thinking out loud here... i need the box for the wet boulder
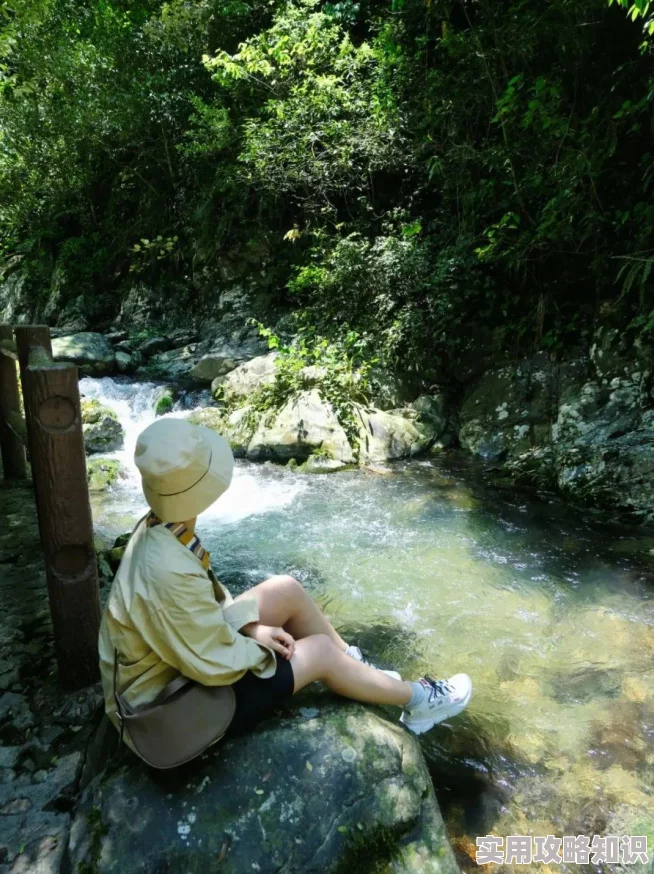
[153,386,176,417]
[87,458,126,492]
[68,700,459,874]
[81,399,125,455]
[137,335,171,358]
[411,395,448,438]
[115,350,141,375]
[51,332,116,376]
[248,390,355,465]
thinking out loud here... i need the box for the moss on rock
[81,399,125,454]
[69,699,459,874]
[86,458,124,492]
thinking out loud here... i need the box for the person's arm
[222,597,260,633]
[241,621,295,660]
[142,571,277,684]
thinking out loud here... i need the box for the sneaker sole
[399,685,472,735]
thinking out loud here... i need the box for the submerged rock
[69,700,459,874]
[52,332,116,376]
[248,390,355,464]
[81,399,125,455]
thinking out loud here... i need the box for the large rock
[248,390,355,464]
[355,406,437,465]
[458,336,654,524]
[458,353,555,461]
[189,331,266,384]
[68,700,459,874]
[188,406,257,458]
[115,350,140,374]
[81,399,125,455]
[87,457,126,492]
[51,332,116,376]
[212,351,278,401]
[146,344,201,380]
[137,335,171,357]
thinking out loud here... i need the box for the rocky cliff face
[458,327,654,525]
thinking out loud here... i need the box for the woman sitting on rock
[99,418,472,750]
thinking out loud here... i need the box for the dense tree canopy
[1,0,653,380]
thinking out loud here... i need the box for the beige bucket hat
[134,418,234,522]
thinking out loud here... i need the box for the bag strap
[113,648,125,746]
[112,512,150,744]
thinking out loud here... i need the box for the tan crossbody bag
[113,652,235,770]
[112,516,236,770]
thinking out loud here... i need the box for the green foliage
[1,0,654,379]
[239,321,375,453]
[203,0,408,217]
[610,0,654,37]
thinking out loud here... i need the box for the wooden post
[15,324,52,377]
[0,326,27,480]
[16,327,101,690]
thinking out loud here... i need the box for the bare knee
[297,633,340,680]
[267,574,304,603]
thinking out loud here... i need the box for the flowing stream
[81,376,654,872]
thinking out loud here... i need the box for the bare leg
[290,634,412,706]
[233,575,348,651]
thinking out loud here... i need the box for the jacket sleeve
[222,597,260,633]
[140,570,276,685]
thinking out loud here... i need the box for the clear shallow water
[83,377,654,872]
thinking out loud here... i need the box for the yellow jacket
[98,516,276,736]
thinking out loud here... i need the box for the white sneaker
[346,644,402,681]
[400,674,472,735]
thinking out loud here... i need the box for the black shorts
[225,654,294,737]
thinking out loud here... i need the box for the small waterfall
[80,376,307,529]
[80,377,171,489]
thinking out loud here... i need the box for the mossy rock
[87,458,125,492]
[301,454,351,473]
[154,387,176,417]
[188,406,258,458]
[81,400,125,455]
[70,698,459,874]
[81,399,118,426]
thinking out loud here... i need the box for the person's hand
[243,624,295,660]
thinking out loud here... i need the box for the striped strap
[146,513,211,570]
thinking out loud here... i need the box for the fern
[615,251,654,303]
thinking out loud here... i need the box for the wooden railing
[0,325,100,690]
